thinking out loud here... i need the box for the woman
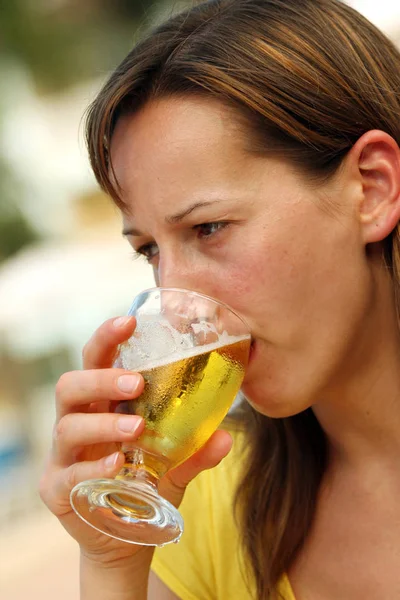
[39,0,400,598]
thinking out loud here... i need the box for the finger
[55,369,145,420]
[82,316,137,370]
[40,451,126,518]
[52,413,145,466]
[159,430,233,507]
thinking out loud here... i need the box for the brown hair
[85,0,400,597]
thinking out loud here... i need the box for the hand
[39,315,233,566]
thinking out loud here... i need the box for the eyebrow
[122,200,219,237]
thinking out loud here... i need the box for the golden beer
[71,289,251,546]
[119,336,250,474]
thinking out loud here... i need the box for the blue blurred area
[0,442,26,475]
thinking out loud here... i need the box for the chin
[242,339,314,418]
[241,379,312,420]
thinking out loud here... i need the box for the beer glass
[70,288,251,546]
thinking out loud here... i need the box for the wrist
[80,547,155,600]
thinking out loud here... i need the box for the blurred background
[0,1,400,598]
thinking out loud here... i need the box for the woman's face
[111,96,373,417]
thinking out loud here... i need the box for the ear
[348,130,400,244]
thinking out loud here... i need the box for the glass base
[70,478,184,547]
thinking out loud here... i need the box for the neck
[313,290,400,475]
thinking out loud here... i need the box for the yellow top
[151,431,296,600]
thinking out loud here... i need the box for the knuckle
[91,372,105,399]
[81,341,91,363]
[38,458,54,505]
[38,472,50,504]
[81,322,109,366]
[164,472,188,495]
[55,372,71,400]
[112,415,125,436]
[95,414,114,440]
[53,415,69,442]
[65,463,79,491]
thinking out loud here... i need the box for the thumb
[159,429,233,508]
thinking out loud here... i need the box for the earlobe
[352,130,400,244]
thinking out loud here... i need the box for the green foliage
[0,0,160,94]
[0,0,168,260]
[0,160,39,261]
[0,210,39,262]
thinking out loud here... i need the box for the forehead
[109,95,319,232]
[109,96,252,199]
[112,96,241,150]
[111,95,244,153]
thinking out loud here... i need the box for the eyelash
[133,221,229,262]
[193,221,229,238]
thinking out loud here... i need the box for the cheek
[214,225,355,350]
[209,251,264,303]
[214,243,300,315]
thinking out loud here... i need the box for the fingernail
[117,374,141,394]
[113,316,132,328]
[105,452,120,468]
[118,416,143,434]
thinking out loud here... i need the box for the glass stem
[116,446,169,488]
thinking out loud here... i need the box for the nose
[155,247,239,328]
[154,251,249,340]
[157,251,200,292]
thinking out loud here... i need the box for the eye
[193,222,229,239]
[134,242,159,263]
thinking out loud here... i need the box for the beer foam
[119,332,250,373]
